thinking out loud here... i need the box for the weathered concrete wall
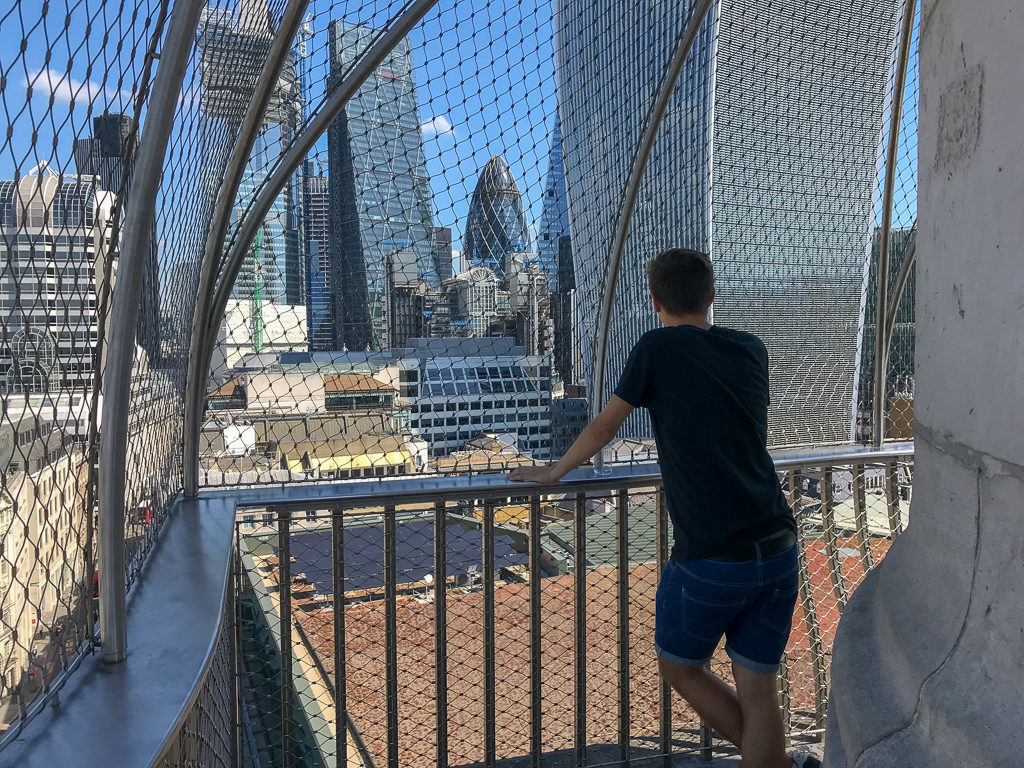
[825,1,1024,765]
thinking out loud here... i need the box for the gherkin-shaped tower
[463,156,530,284]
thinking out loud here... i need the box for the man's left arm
[507,395,634,484]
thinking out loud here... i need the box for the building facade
[216,342,553,462]
[302,161,332,351]
[538,117,571,292]
[431,226,453,284]
[405,338,553,460]
[0,171,116,395]
[73,113,161,365]
[327,20,437,351]
[558,0,900,445]
[463,156,530,284]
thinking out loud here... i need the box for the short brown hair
[647,248,714,315]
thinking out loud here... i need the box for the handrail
[206,442,915,512]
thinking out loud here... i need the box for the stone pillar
[824,2,1024,765]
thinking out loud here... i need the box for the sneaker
[790,753,822,768]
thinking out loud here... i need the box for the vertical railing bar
[332,507,347,768]
[573,492,588,768]
[885,460,904,537]
[852,464,874,571]
[231,522,243,768]
[820,467,848,612]
[778,476,793,745]
[616,488,630,766]
[788,471,827,732]
[699,693,713,762]
[529,495,543,768]
[278,509,294,768]
[385,505,399,768]
[778,653,791,746]
[483,499,496,768]
[655,488,671,767]
[434,500,449,768]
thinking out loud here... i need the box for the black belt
[706,529,797,562]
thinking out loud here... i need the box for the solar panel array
[283,518,529,594]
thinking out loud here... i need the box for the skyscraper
[302,160,332,351]
[327,20,437,351]
[553,235,582,389]
[197,2,304,308]
[538,117,570,292]
[74,113,161,364]
[463,156,530,284]
[0,170,116,394]
[558,0,900,444]
[431,226,453,284]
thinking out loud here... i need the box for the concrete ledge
[2,495,238,768]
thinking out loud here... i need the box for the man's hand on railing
[508,396,635,484]
[507,465,560,484]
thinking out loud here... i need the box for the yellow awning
[285,450,410,473]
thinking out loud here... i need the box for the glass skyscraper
[327,21,437,352]
[463,156,530,284]
[558,0,901,445]
[302,160,332,351]
[538,117,570,292]
[197,4,304,308]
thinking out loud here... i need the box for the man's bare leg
[657,657,744,749]
[731,661,789,768]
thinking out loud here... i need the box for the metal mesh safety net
[0,0,918,760]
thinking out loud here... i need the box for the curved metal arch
[98,0,206,663]
[183,0,443,498]
[882,227,916,369]
[589,0,716,447]
[871,0,918,448]
[182,0,311,496]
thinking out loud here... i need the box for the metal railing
[228,443,912,767]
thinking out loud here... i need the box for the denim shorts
[655,544,799,674]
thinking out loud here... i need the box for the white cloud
[25,68,133,107]
[420,115,455,137]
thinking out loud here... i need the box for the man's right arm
[507,396,634,484]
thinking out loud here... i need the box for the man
[509,248,818,768]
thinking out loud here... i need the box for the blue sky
[298,0,560,260]
[3,0,917,264]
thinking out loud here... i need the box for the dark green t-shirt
[614,324,794,561]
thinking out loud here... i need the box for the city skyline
[0,1,920,396]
